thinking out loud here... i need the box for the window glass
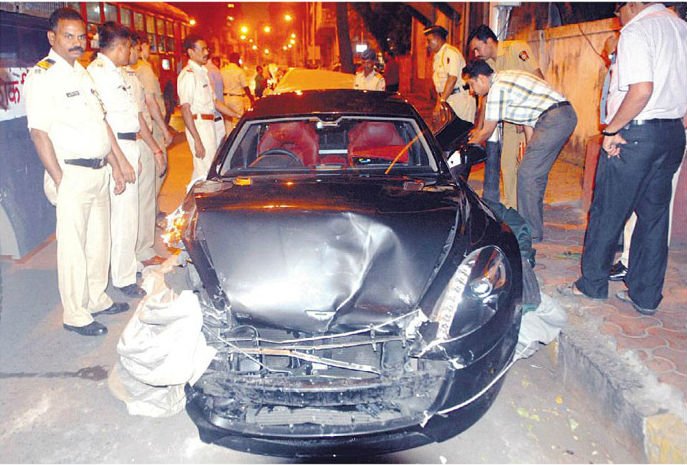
[219,117,436,176]
[67,2,81,14]
[87,23,99,49]
[166,37,175,52]
[146,15,155,33]
[166,21,174,37]
[156,18,165,36]
[134,12,144,31]
[120,7,131,27]
[148,33,157,52]
[103,3,117,22]
[158,35,166,52]
[86,3,101,23]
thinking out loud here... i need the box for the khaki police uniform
[487,40,541,209]
[432,43,475,123]
[24,48,114,327]
[124,66,156,264]
[220,62,248,133]
[88,53,140,289]
[354,70,386,91]
[178,59,217,182]
[134,58,167,201]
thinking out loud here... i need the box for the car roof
[245,90,420,120]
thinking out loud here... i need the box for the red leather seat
[347,122,408,163]
[257,122,319,167]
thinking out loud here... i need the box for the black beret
[423,24,448,39]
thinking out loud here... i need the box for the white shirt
[220,62,247,96]
[432,43,467,94]
[24,48,110,160]
[88,53,139,133]
[178,60,215,115]
[123,66,151,130]
[354,70,386,91]
[608,4,687,121]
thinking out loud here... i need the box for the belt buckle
[93,158,105,169]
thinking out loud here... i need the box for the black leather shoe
[608,261,628,281]
[117,284,147,298]
[63,321,108,336]
[92,302,130,317]
[616,290,656,315]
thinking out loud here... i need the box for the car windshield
[218,116,438,176]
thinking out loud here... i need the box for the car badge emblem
[305,310,335,321]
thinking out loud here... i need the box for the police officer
[178,35,238,184]
[354,49,385,91]
[468,25,544,209]
[88,22,146,298]
[125,32,166,270]
[424,24,476,124]
[133,32,172,224]
[24,7,129,336]
[220,52,253,134]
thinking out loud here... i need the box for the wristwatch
[602,129,619,136]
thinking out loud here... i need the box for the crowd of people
[24,4,686,336]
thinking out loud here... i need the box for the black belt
[625,118,682,128]
[64,158,107,169]
[214,115,222,122]
[539,101,571,119]
[117,132,138,141]
[451,87,462,95]
[224,93,243,97]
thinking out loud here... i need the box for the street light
[290,33,296,39]
[189,18,197,26]
[240,25,249,34]
[240,34,246,41]
[284,13,293,22]
[263,25,271,33]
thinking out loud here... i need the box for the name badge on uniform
[66,91,80,97]
[203,84,209,88]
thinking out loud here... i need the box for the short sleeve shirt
[123,66,151,130]
[432,43,467,94]
[608,4,687,121]
[134,58,166,119]
[485,70,566,126]
[354,70,386,91]
[221,62,247,96]
[177,60,215,115]
[489,40,540,74]
[87,53,139,133]
[24,48,110,160]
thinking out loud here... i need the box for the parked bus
[0,2,190,259]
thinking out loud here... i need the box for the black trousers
[576,119,685,309]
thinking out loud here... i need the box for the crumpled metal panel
[193,177,465,333]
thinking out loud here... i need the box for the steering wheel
[250,148,304,168]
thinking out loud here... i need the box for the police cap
[423,24,448,39]
[360,48,376,61]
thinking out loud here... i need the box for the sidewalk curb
[555,315,687,463]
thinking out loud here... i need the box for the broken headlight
[418,246,510,358]
[162,194,197,249]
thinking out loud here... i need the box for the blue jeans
[483,140,501,204]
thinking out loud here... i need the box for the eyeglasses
[614,2,627,15]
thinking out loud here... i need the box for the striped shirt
[485,70,566,126]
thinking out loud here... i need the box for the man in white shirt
[565,2,687,315]
[424,24,475,124]
[220,52,253,134]
[354,49,385,91]
[88,21,146,299]
[24,8,129,336]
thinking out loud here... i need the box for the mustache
[68,46,84,53]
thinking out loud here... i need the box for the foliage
[350,3,413,56]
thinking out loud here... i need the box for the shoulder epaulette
[36,58,55,70]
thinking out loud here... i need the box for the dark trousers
[576,119,685,309]
[386,83,399,93]
[517,105,577,241]
[483,140,501,204]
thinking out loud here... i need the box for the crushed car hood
[191,176,467,333]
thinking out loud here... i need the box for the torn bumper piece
[185,318,520,458]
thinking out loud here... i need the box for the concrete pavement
[404,91,686,462]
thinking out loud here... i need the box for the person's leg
[625,122,685,309]
[620,214,636,267]
[517,106,577,242]
[483,140,501,204]
[501,122,524,209]
[85,168,114,312]
[135,139,157,262]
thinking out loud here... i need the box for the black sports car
[166,90,523,457]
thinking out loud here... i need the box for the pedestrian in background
[24,8,129,336]
[254,65,267,98]
[564,2,687,315]
[464,60,577,243]
[383,50,399,93]
[468,24,544,209]
[126,32,166,270]
[221,52,254,134]
[354,48,385,91]
[89,21,146,299]
[424,24,475,124]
